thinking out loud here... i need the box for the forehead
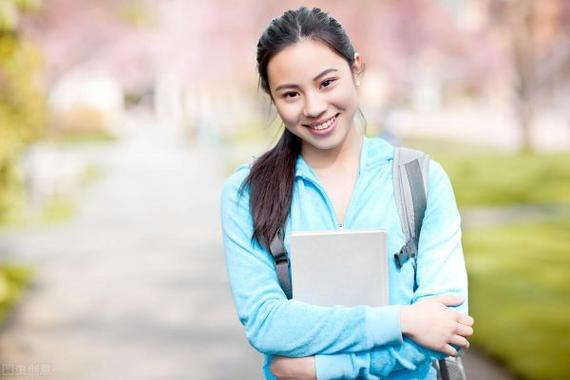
[267,39,349,88]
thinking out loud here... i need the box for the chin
[302,131,347,151]
[308,139,342,151]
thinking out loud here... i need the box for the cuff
[365,305,403,347]
[315,353,353,380]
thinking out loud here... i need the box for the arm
[221,167,403,358]
[315,337,445,379]
[313,161,470,379]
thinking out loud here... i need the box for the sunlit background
[0,0,569,379]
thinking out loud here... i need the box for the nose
[302,91,327,118]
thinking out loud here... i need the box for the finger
[449,334,470,349]
[269,357,286,376]
[456,313,474,325]
[441,344,458,357]
[456,323,474,337]
[431,294,465,307]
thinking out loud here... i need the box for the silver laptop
[290,229,389,307]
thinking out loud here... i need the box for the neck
[301,124,363,173]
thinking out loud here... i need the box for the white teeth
[310,116,335,130]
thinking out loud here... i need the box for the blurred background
[0,0,568,379]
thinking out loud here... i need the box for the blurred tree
[23,0,159,94]
[0,0,45,222]
[489,0,570,152]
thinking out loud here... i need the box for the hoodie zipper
[300,174,359,231]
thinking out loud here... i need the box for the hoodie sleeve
[314,160,469,379]
[315,338,446,379]
[220,167,403,357]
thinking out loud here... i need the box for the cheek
[275,103,302,126]
[330,83,359,111]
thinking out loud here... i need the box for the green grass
[0,264,32,327]
[40,196,76,223]
[464,220,570,380]
[79,164,104,187]
[0,164,104,230]
[50,129,117,146]
[406,139,570,209]
[440,153,570,208]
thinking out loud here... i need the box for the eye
[283,91,299,100]
[321,78,337,88]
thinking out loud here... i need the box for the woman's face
[267,39,362,152]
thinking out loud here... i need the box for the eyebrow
[274,68,338,92]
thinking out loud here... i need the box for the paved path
[0,120,261,379]
[0,119,516,379]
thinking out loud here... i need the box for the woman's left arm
[273,161,470,379]
[271,336,445,380]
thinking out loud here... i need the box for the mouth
[303,113,340,132]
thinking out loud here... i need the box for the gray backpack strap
[435,356,467,380]
[269,228,293,300]
[393,147,467,380]
[392,147,430,270]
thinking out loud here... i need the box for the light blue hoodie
[220,137,468,379]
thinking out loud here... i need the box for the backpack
[268,147,466,380]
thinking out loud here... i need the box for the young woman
[221,7,474,380]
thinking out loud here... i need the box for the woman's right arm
[220,168,403,357]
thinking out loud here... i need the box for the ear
[352,52,363,77]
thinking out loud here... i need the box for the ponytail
[241,129,301,249]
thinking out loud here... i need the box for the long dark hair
[242,7,357,249]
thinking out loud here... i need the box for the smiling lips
[305,113,339,131]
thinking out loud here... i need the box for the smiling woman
[221,6,474,380]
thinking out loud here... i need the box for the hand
[400,295,475,356]
[269,356,316,380]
